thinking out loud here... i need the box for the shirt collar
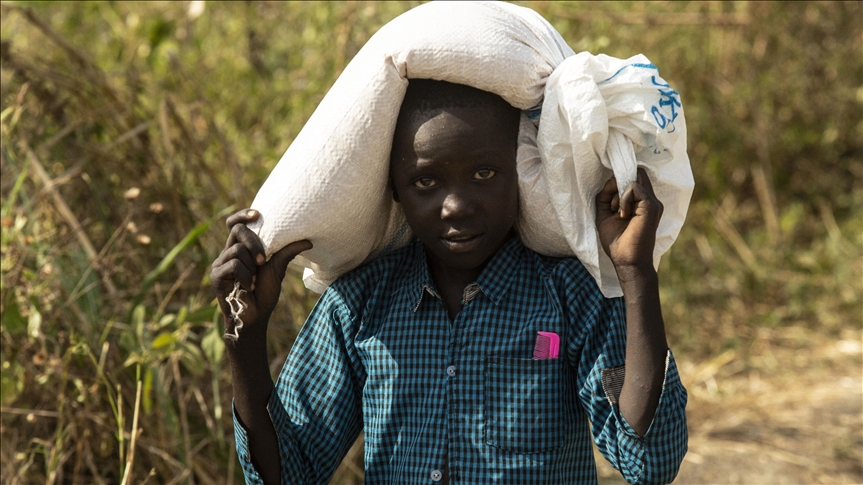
[405,241,440,312]
[406,235,524,312]
[474,235,523,303]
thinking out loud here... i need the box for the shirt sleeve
[567,286,688,485]
[232,287,366,485]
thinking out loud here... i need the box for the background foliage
[0,1,860,483]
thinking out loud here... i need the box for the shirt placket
[443,283,482,483]
[415,284,450,484]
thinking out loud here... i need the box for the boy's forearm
[225,315,281,484]
[616,267,668,437]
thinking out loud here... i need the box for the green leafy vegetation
[1,2,860,483]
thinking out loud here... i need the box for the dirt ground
[596,327,863,485]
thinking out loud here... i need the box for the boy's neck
[426,256,480,321]
[422,230,515,321]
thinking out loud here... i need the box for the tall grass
[0,2,860,483]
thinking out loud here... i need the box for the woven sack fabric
[246,1,694,297]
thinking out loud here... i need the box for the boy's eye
[473,169,496,180]
[414,177,437,188]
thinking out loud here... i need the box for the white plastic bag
[247,1,693,297]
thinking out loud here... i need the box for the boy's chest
[353,284,588,470]
[356,286,569,370]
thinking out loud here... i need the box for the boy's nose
[440,190,475,220]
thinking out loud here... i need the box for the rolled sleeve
[605,350,689,484]
[231,286,365,485]
[232,400,265,485]
[569,288,688,485]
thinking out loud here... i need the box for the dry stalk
[226,444,236,485]
[689,348,737,385]
[36,121,81,152]
[39,162,83,195]
[0,407,60,418]
[171,356,196,485]
[158,98,191,240]
[105,121,151,151]
[117,383,125,475]
[164,97,233,205]
[137,439,185,472]
[714,205,759,273]
[7,6,95,71]
[747,16,781,246]
[120,379,143,485]
[21,141,119,296]
[7,6,137,140]
[752,163,781,245]
[816,198,852,250]
[83,445,108,485]
[191,387,217,442]
[155,263,196,319]
[207,110,244,197]
[165,469,192,485]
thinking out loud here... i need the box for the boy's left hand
[595,168,664,279]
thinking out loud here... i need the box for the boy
[211,80,687,484]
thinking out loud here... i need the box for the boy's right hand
[211,209,312,332]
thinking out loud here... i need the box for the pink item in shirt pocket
[533,331,560,359]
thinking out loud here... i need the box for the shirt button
[446,365,457,377]
[431,469,443,481]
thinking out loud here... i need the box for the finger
[596,176,620,220]
[210,259,255,296]
[611,193,620,214]
[223,223,240,251]
[214,243,256,272]
[595,176,618,204]
[619,184,636,219]
[623,181,663,219]
[226,209,259,230]
[635,168,663,218]
[224,259,255,291]
[636,167,656,195]
[268,240,313,280]
[228,223,267,265]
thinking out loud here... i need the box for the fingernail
[256,254,265,265]
[247,210,256,218]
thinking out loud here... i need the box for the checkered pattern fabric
[233,237,688,484]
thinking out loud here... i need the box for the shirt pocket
[483,356,566,453]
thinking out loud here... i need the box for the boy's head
[390,79,521,276]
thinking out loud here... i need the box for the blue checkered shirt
[234,236,688,484]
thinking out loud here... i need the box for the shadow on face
[389,79,521,275]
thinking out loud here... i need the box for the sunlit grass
[1,2,860,483]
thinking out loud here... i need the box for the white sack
[247,1,694,298]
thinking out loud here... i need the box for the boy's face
[390,106,519,277]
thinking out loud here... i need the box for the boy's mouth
[440,233,482,252]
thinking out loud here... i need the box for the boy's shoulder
[326,241,420,303]
[525,246,592,280]
[523,246,607,301]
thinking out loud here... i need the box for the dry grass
[1,2,861,484]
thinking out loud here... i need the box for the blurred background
[0,1,860,484]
